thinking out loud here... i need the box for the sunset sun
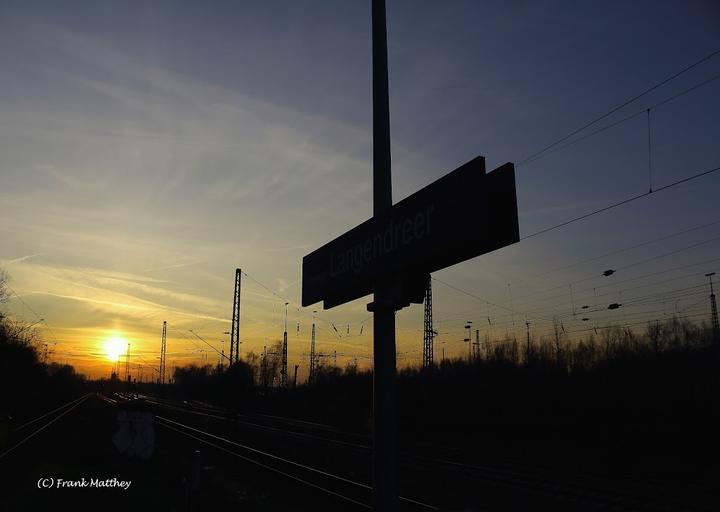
[104,336,127,362]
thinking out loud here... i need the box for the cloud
[144,261,201,272]
[1,253,43,265]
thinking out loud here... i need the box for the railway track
[122,393,716,512]
[0,392,93,461]
[156,414,438,510]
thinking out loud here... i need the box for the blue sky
[1,1,719,377]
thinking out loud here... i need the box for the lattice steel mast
[159,321,167,384]
[125,342,131,382]
[309,310,317,384]
[707,272,719,343]
[422,277,434,369]
[281,302,288,387]
[229,268,242,364]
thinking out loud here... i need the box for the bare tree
[0,267,8,309]
[646,321,660,353]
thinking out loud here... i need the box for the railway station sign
[302,156,519,309]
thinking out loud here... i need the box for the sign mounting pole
[302,4,519,510]
[371,0,398,510]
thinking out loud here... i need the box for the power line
[188,329,229,362]
[471,284,708,335]
[465,229,720,318]
[561,311,710,336]
[519,72,720,167]
[135,354,160,374]
[5,285,61,346]
[594,256,720,291]
[510,232,720,310]
[433,258,719,335]
[516,268,715,320]
[432,276,555,324]
[241,268,355,341]
[616,234,720,272]
[513,218,720,285]
[597,269,716,297]
[521,164,720,241]
[518,49,720,165]
[521,287,712,337]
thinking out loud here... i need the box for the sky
[1,0,719,379]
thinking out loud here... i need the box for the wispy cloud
[1,253,43,265]
[144,261,201,272]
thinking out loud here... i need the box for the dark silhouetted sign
[302,156,519,309]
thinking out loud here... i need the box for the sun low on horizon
[103,336,128,363]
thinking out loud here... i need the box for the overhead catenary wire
[512,218,720,285]
[511,270,716,322]
[303,72,720,361]
[432,276,552,323]
[241,268,370,340]
[508,233,720,310]
[558,311,711,337]
[432,308,708,349]
[438,285,711,338]
[518,48,720,165]
[538,284,709,322]
[521,164,720,241]
[433,263,717,337]
[518,72,720,167]
[434,231,720,329]
[187,328,229,362]
[593,256,720,291]
[4,285,61,347]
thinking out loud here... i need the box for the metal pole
[706,272,719,343]
[125,343,130,382]
[160,321,167,385]
[230,268,242,365]
[465,322,472,360]
[282,302,289,388]
[526,321,531,363]
[373,301,397,510]
[372,1,398,510]
[236,269,242,363]
[422,277,434,370]
[373,0,392,215]
[310,310,317,384]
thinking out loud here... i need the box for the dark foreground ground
[1,341,719,511]
[0,388,717,512]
